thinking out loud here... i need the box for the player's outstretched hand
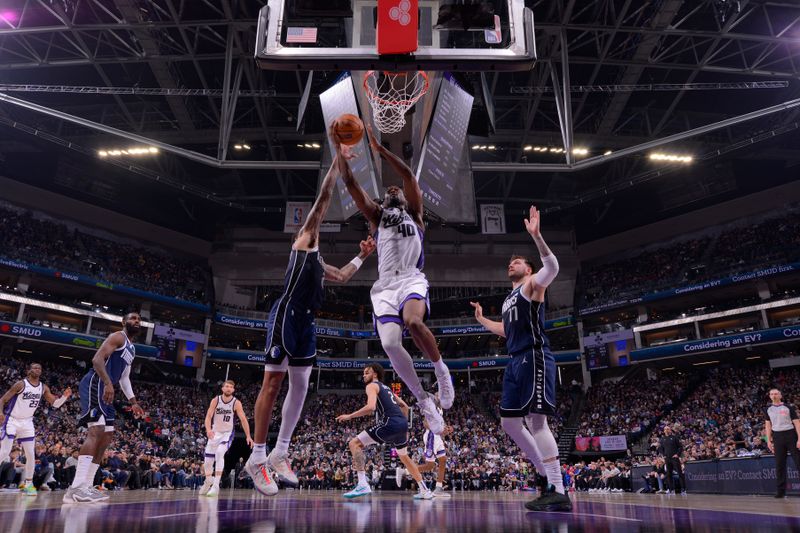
[131,403,145,419]
[336,414,351,423]
[470,301,483,321]
[246,437,254,448]
[524,205,541,237]
[63,387,73,398]
[360,236,376,256]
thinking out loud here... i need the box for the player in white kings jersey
[200,380,252,497]
[0,362,72,495]
[336,125,453,435]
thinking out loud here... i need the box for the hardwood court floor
[0,488,798,532]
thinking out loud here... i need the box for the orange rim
[363,70,430,107]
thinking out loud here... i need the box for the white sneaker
[435,370,454,410]
[414,488,434,500]
[418,395,445,434]
[343,484,372,499]
[432,486,451,498]
[268,450,299,487]
[245,456,278,496]
[199,478,213,496]
[206,484,219,497]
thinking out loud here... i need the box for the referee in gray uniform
[765,388,800,498]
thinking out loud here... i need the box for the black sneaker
[534,473,548,495]
[525,485,573,512]
[774,492,786,499]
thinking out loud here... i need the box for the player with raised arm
[245,135,376,497]
[63,311,145,504]
[337,363,432,500]
[199,380,253,497]
[0,362,72,495]
[336,125,452,435]
[470,206,571,512]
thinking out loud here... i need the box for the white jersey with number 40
[211,396,236,433]
[376,207,424,279]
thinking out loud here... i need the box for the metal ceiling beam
[470,95,800,172]
[112,0,196,131]
[0,91,319,170]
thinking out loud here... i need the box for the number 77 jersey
[502,286,552,357]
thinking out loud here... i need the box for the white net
[364,71,429,134]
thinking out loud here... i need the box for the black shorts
[265,301,316,368]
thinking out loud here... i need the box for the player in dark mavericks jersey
[245,137,376,496]
[337,363,432,499]
[63,311,145,504]
[470,206,571,512]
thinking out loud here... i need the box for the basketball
[332,114,364,145]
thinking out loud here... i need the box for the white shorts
[0,416,35,442]
[204,431,234,455]
[422,429,446,461]
[371,271,430,327]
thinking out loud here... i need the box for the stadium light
[97,146,158,158]
[649,152,693,163]
[572,148,589,156]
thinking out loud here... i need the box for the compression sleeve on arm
[119,365,135,400]
[52,396,68,408]
[533,253,559,288]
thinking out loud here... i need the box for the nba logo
[293,208,303,225]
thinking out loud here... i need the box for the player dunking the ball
[337,363,432,500]
[470,206,571,512]
[336,124,453,434]
[0,362,72,496]
[199,380,253,497]
[64,311,145,504]
[245,131,376,496]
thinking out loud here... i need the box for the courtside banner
[631,325,800,361]
[214,312,574,336]
[684,456,800,495]
[0,320,158,358]
[0,257,210,312]
[579,261,800,316]
[205,349,581,367]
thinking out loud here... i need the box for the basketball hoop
[364,71,429,134]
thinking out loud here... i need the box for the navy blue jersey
[279,249,325,312]
[501,286,551,356]
[85,332,135,385]
[373,381,404,424]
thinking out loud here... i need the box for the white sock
[71,455,93,489]
[357,471,367,486]
[525,414,563,494]
[275,366,311,456]
[436,482,443,489]
[21,440,35,482]
[377,322,425,401]
[418,479,428,491]
[251,443,267,464]
[87,463,100,488]
[213,475,220,486]
[433,358,448,375]
[543,460,564,494]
